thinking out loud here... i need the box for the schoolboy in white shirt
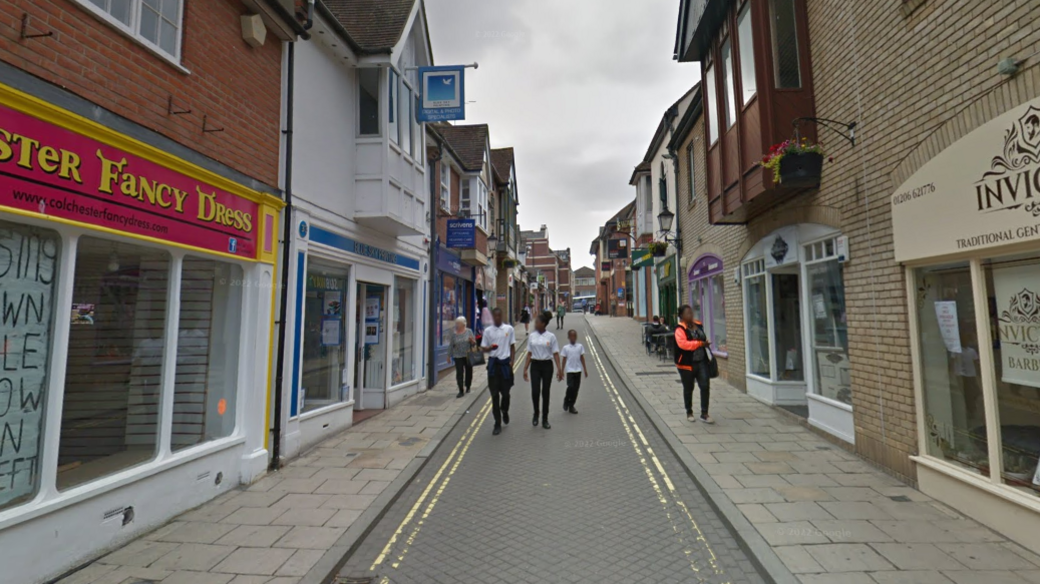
[560,330,588,414]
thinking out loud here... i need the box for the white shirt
[528,330,560,361]
[481,324,516,360]
[561,343,585,373]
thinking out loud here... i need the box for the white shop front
[893,97,1040,554]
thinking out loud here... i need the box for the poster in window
[365,323,380,344]
[933,301,962,354]
[321,318,342,346]
[993,264,1040,388]
[323,291,342,316]
[0,227,58,508]
[71,303,95,325]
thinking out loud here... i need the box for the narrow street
[338,316,766,584]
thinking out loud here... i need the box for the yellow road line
[370,350,527,573]
[586,336,727,582]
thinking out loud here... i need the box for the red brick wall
[0,0,283,187]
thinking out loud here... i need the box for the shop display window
[744,260,770,377]
[0,221,61,510]
[171,257,242,450]
[59,237,171,490]
[807,252,850,405]
[915,262,989,478]
[689,258,728,356]
[393,276,416,385]
[301,268,349,413]
[983,252,1040,496]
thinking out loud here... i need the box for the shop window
[59,237,171,491]
[689,266,728,355]
[171,258,242,451]
[983,252,1040,495]
[772,273,803,381]
[0,221,60,510]
[736,2,757,105]
[744,259,769,377]
[301,268,349,413]
[393,277,416,385]
[770,0,802,88]
[915,263,988,478]
[359,68,381,136]
[807,253,850,405]
[440,274,457,348]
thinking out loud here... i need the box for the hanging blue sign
[418,65,465,122]
[446,218,476,248]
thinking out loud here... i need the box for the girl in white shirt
[523,312,562,429]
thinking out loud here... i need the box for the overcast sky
[426,0,699,271]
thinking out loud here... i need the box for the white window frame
[461,177,472,218]
[72,0,186,69]
[440,163,450,212]
[687,143,697,205]
[742,258,772,380]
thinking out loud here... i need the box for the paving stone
[823,487,886,502]
[326,509,364,528]
[872,543,967,571]
[319,494,379,509]
[736,474,792,488]
[747,462,796,474]
[777,486,833,502]
[220,507,284,526]
[764,502,835,522]
[774,545,824,573]
[819,502,894,520]
[737,503,779,524]
[353,469,400,482]
[215,525,292,547]
[177,504,243,523]
[712,475,743,489]
[310,468,362,480]
[267,478,327,494]
[271,508,336,527]
[809,519,893,543]
[806,543,894,572]
[942,571,1035,584]
[360,480,391,495]
[90,566,173,583]
[269,494,332,509]
[936,544,1038,571]
[151,544,236,572]
[160,571,236,584]
[274,526,346,549]
[153,522,238,544]
[755,451,802,462]
[798,574,876,584]
[225,492,286,508]
[756,521,832,545]
[784,474,842,487]
[212,548,295,576]
[870,571,956,583]
[275,549,325,577]
[53,563,118,584]
[99,540,180,567]
[314,479,368,495]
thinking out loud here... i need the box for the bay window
[359,68,381,136]
[704,62,719,144]
[440,164,450,212]
[771,0,802,88]
[399,81,413,155]
[721,38,737,128]
[389,70,399,144]
[737,2,757,104]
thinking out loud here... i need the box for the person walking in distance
[560,330,588,414]
[674,304,714,424]
[520,304,531,333]
[523,313,562,429]
[447,316,475,398]
[481,308,516,436]
[556,303,566,330]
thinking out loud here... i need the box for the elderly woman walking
[447,316,476,398]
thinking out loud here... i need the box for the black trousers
[564,372,582,407]
[530,360,554,419]
[556,314,564,329]
[488,373,512,426]
[453,357,473,391]
[679,365,710,416]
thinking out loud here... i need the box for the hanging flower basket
[501,259,518,268]
[648,242,669,257]
[762,138,825,187]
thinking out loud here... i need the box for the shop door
[771,271,804,382]
[355,283,388,409]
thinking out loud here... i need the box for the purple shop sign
[688,254,724,280]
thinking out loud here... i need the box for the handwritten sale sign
[0,103,259,259]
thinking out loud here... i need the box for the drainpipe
[271,14,313,471]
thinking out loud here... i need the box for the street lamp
[657,209,675,233]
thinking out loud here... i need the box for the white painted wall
[292,30,358,220]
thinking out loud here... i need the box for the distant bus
[572,296,595,312]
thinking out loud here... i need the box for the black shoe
[568,406,578,414]
[493,425,502,435]
[532,413,539,426]
[456,391,464,398]
[466,388,471,394]
[542,420,551,429]
[563,402,568,411]
[503,411,509,425]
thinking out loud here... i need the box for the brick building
[522,225,562,313]
[0,0,300,580]
[675,0,1040,550]
[590,201,636,317]
[573,266,597,308]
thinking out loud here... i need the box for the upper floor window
[80,0,182,59]
[359,69,380,136]
[721,38,737,129]
[736,2,757,105]
[687,144,697,204]
[461,178,471,217]
[440,164,450,212]
[398,81,413,155]
[388,70,399,144]
[704,62,719,144]
[771,0,802,88]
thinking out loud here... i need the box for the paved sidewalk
[586,315,1040,584]
[56,327,529,584]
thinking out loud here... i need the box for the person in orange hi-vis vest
[674,304,714,424]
